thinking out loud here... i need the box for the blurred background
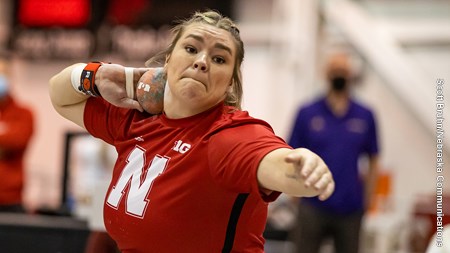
[0,0,449,252]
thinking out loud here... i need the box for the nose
[193,54,208,72]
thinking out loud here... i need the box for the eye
[213,56,226,64]
[185,46,197,54]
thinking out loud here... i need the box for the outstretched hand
[285,148,335,201]
[95,64,149,112]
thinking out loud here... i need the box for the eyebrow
[185,34,233,56]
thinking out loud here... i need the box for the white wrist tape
[125,67,135,99]
[71,64,87,95]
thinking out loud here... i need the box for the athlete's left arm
[256,148,335,200]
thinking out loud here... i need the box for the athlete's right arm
[49,63,148,129]
[49,63,89,129]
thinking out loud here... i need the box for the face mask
[0,75,9,98]
[331,76,347,92]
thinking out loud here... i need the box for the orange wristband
[79,62,103,97]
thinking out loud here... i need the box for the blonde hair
[146,10,244,109]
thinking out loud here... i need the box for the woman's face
[164,23,236,117]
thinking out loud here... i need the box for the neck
[326,91,350,117]
[163,96,193,119]
[162,82,226,119]
[162,89,209,119]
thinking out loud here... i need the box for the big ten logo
[172,140,191,154]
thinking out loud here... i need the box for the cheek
[165,62,180,85]
[213,70,233,90]
[166,51,186,73]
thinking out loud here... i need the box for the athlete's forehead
[179,23,236,56]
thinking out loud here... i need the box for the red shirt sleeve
[83,97,128,145]
[208,123,291,202]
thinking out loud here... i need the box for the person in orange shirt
[0,57,34,212]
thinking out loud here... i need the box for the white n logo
[106,146,168,217]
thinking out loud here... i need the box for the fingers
[304,163,327,188]
[136,68,151,77]
[305,166,334,201]
[95,65,153,113]
[318,179,335,201]
[313,171,332,190]
[285,151,320,183]
[286,149,335,201]
[119,98,144,112]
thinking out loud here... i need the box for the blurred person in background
[0,56,34,213]
[288,52,380,253]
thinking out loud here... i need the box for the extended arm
[257,148,335,200]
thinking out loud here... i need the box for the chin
[177,82,206,98]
